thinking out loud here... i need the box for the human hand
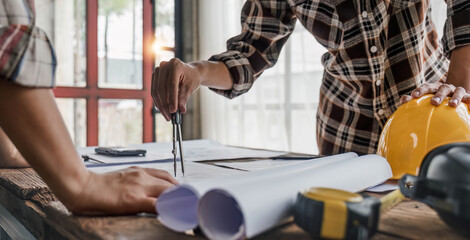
[68,167,178,215]
[152,58,202,121]
[400,82,470,108]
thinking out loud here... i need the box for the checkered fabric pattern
[0,0,57,88]
[210,0,470,155]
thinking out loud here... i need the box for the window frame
[53,0,157,146]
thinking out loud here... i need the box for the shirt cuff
[442,9,470,58]
[208,50,255,99]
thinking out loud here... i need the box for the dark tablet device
[95,147,147,157]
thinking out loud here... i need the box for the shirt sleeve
[0,1,57,88]
[209,0,296,99]
[441,0,470,58]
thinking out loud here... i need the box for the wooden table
[0,166,468,240]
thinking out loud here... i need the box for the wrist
[191,60,233,90]
[187,61,206,87]
[66,170,94,213]
[52,162,91,210]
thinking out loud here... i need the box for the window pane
[155,0,175,48]
[290,109,317,154]
[98,0,143,89]
[36,0,87,87]
[290,71,323,104]
[55,98,87,147]
[155,113,172,142]
[99,99,142,146]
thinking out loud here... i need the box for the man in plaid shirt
[153,0,470,155]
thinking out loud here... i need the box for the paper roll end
[156,185,200,232]
[198,189,246,240]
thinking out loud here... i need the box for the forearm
[446,45,470,90]
[0,127,29,168]
[0,81,89,207]
[191,60,234,90]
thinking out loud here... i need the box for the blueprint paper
[155,152,359,233]
[197,154,392,239]
[135,139,286,162]
[87,161,241,183]
[214,159,308,171]
[78,139,285,165]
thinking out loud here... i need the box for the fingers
[431,84,455,106]
[410,82,465,107]
[141,167,179,185]
[449,87,467,107]
[150,58,200,119]
[152,68,169,121]
[146,178,174,197]
[136,197,157,214]
[70,168,175,215]
[157,61,171,120]
[126,166,176,196]
[178,84,191,113]
[463,95,470,110]
[411,83,440,99]
[399,95,412,105]
[167,59,182,114]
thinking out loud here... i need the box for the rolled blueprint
[198,155,392,239]
[156,152,358,232]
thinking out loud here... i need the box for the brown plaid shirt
[210,0,470,155]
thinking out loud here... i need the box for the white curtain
[198,0,448,154]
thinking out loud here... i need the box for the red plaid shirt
[0,0,57,88]
[210,0,470,155]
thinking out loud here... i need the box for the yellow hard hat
[377,94,470,179]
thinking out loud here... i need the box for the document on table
[78,139,285,165]
[87,161,241,183]
[213,159,308,171]
[133,139,286,162]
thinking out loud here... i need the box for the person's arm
[0,127,29,168]
[400,0,470,107]
[152,59,234,120]
[0,81,177,214]
[400,45,470,107]
[440,45,470,106]
[152,0,297,120]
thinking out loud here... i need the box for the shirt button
[370,46,378,53]
[362,11,368,18]
[375,80,382,86]
[378,109,385,115]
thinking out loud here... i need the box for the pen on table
[81,154,107,164]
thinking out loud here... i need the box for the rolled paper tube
[156,152,359,232]
[198,154,392,239]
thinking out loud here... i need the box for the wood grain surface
[1,167,469,240]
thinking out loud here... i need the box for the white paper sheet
[197,155,392,239]
[214,159,307,171]
[78,139,285,164]
[155,152,359,232]
[135,139,286,162]
[87,161,241,183]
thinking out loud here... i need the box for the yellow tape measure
[294,187,404,239]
